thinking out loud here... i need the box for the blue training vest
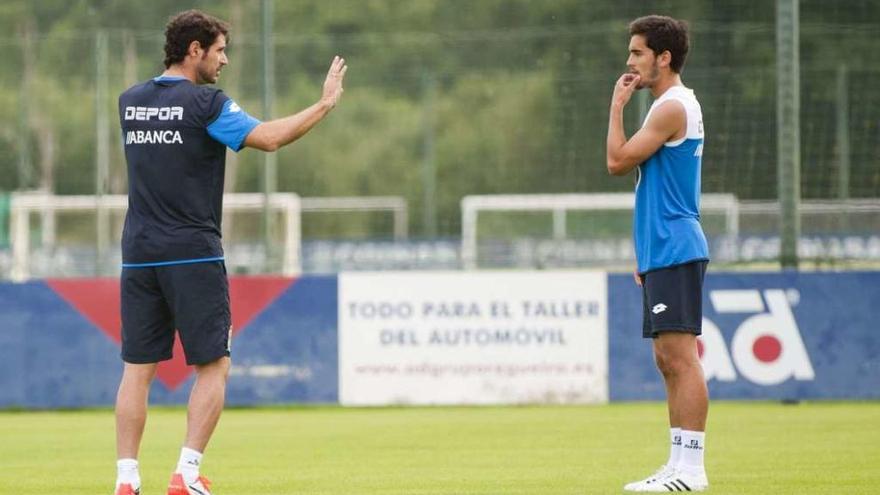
[633,86,709,274]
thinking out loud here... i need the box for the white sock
[116,458,140,489]
[667,427,682,469]
[177,447,203,484]
[678,430,706,474]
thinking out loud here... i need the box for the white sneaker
[623,464,674,491]
[636,468,708,492]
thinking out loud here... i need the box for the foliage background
[0,0,877,237]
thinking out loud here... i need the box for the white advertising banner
[339,271,608,405]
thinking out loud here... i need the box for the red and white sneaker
[115,483,140,495]
[167,473,213,495]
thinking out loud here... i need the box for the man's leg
[184,356,231,452]
[653,333,707,432]
[116,362,158,459]
[625,275,688,492]
[654,346,683,477]
[655,346,681,423]
[167,356,230,494]
[115,362,158,493]
[651,332,709,491]
[627,262,709,491]
[163,262,232,494]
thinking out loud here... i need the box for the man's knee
[654,333,700,377]
[195,356,231,380]
[653,348,669,375]
[657,355,699,379]
[122,362,159,384]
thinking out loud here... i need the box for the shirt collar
[153,75,189,82]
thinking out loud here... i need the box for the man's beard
[638,63,659,89]
[197,52,219,84]
[197,66,218,84]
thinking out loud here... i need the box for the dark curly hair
[629,15,690,73]
[164,10,229,69]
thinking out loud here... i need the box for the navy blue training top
[118,76,260,267]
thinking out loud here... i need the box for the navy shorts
[640,260,708,339]
[120,261,231,365]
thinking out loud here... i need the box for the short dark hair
[164,10,229,69]
[629,15,690,73]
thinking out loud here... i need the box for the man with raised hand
[114,9,347,495]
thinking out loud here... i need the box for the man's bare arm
[245,56,347,152]
[606,75,686,176]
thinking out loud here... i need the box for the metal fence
[0,0,877,275]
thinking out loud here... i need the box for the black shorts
[641,260,708,339]
[121,261,231,365]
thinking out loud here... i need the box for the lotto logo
[698,289,815,386]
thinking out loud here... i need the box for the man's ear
[187,40,203,58]
[658,50,672,69]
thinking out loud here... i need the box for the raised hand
[321,56,348,109]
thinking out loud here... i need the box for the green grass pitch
[1,402,877,494]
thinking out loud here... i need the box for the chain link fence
[0,0,877,275]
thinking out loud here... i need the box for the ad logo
[699,289,815,386]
